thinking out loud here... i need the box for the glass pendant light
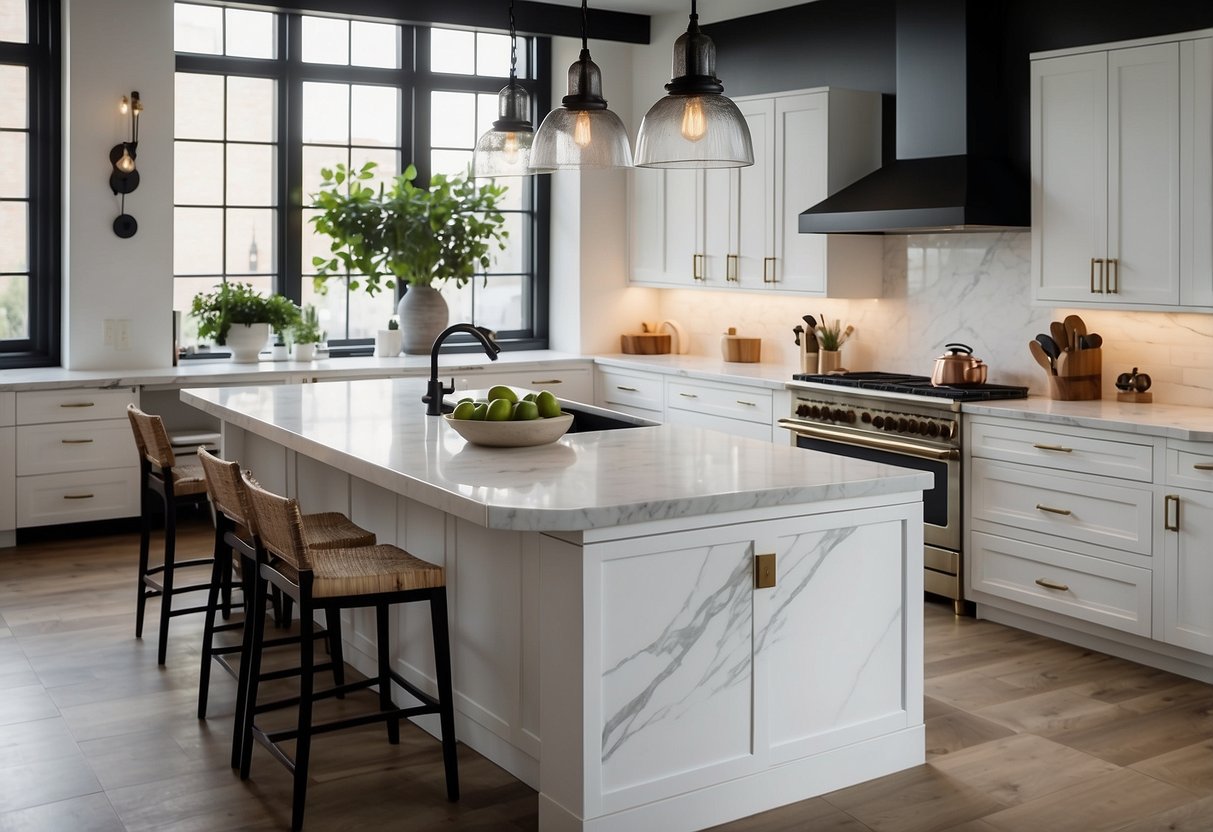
[529,0,632,172]
[473,0,534,177]
[634,0,753,168]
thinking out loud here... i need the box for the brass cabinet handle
[736,400,757,407]
[59,402,96,408]
[1165,494,1180,532]
[615,385,638,392]
[1090,257,1105,294]
[1035,503,1073,516]
[1033,443,1073,453]
[60,438,95,445]
[678,392,698,398]
[763,256,776,284]
[63,493,95,500]
[529,379,562,385]
[692,254,705,281]
[1107,258,1119,294]
[726,254,739,283]
[1035,577,1070,592]
[1193,463,1213,471]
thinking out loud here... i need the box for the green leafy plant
[292,304,325,345]
[189,281,301,346]
[387,317,399,331]
[308,162,509,295]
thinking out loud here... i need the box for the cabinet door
[1162,488,1213,654]
[1107,42,1180,305]
[702,167,733,285]
[664,169,703,284]
[0,427,13,534]
[1032,52,1108,303]
[1181,38,1213,307]
[629,168,667,285]
[736,98,775,289]
[773,93,828,293]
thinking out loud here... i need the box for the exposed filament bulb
[573,111,592,148]
[681,97,707,142]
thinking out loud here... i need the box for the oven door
[780,421,959,552]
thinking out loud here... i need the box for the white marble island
[182,377,931,832]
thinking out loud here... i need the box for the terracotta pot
[224,323,270,363]
[397,285,449,355]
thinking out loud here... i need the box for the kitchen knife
[1050,321,1070,352]
[1028,340,1055,375]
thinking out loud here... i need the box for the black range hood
[800,0,1028,234]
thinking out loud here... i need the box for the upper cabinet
[629,87,883,297]
[1032,33,1213,310]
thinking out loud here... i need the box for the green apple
[471,403,488,420]
[535,390,562,419]
[486,385,518,404]
[451,401,477,420]
[486,398,513,421]
[512,400,540,421]
[522,392,538,402]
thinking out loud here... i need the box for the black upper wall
[706,0,1213,175]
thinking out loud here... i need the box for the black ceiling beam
[215,1,651,44]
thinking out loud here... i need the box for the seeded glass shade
[530,49,633,171]
[473,83,535,177]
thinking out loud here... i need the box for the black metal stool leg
[231,555,259,770]
[375,604,399,745]
[239,570,269,780]
[197,524,228,719]
[156,487,176,666]
[327,609,345,698]
[291,595,316,832]
[134,479,152,640]
[430,589,459,801]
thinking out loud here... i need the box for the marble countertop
[594,354,800,390]
[182,377,931,532]
[963,397,1213,441]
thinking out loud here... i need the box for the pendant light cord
[508,0,517,83]
[581,0,588,51]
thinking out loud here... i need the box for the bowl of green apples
[443,386,573,447]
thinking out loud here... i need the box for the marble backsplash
[656,232,1213,408]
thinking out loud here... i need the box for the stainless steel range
[780,372,1028,615]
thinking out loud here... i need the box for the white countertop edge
[963,398,1213,442]
[593,354,799,390]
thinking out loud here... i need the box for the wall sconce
[110,91,142,238]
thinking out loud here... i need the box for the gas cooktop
[791,372,1029,402]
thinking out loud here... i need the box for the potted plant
[291,304,325,362]
[375,317,402,358]
[190,281,301,363]
[309,162,508,354]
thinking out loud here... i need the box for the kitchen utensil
[1050,321,1070,352]
[1028,340,1054,374]
[1080,332,1102,349]
[1035,333,1060,362]
[837,324,855,346]
[793,324,804,346]
[803,315,817,330]
[931,343,989,386]
[1063,315,1087,350]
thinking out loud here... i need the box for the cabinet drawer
[969,420,1153,482]
[971,531,1151,637]
[0,392,13,426]
[665,378,773,425]
[16,420,136,476]
[458,366,593,404]
[597,370,663,416]
[970,459,1153,556]
[664,407,773,441]
[17,467,139,528]
[16,387,139,425]
[1166,441,1213,492]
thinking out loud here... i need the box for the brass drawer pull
[763,256,776,284]
[1165,494,1180,532]
[60,438,95,445]
[1035,577,1070,592]
[1107,257,1120,294]
[615,385,638,392]
[736,400,757,407]
[1033,443,1073,453]
[529,379,562,385]
[63,493,95,500]
[1090,257,1105,293]
[726,254,738,282]
[692,253,705,281]
[59,402,95,408]
[1194,463,1213,471]
[678,392,698,399]
[1035,503,1072,516]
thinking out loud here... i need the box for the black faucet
[424,323,501,415]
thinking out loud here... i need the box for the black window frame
[174,5,551,353]
[0,0,61,369]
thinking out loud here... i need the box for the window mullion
[282,13,302,303]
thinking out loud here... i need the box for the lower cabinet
[1161,439,1213,653]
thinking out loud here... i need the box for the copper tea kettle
[931,343,988,386]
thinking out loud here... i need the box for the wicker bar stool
[194,449,376,770]
[127,404,213,666]
[238,472,458,831]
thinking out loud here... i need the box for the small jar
[818,349,843,374]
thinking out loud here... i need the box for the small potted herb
[291,304,325,362]
[374,316,402,358]
[189,281,301,363]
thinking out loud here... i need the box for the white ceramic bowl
[443,413,573,447]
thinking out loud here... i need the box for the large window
[0,0,58,367]
[174,3,548,351]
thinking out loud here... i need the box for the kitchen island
[182,377,930,832]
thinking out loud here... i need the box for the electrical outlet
[116,319,131,350]
[103,319,114,347]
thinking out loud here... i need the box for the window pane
[301,208,335,272]
[476,33,511,77]
[0,201,26,272]
[175,3,222,55]
[225,9,275,59]
[0,0,26,44]
[351,21,399,69]
[226,143,275,206]
[476,92,498,139]
[350,148,400,184]
[174,141,224,205]
[477,275,526,332]
[174,276,220,318]
[431,29,474,75]
[175,73,224,140]
[431,149,472,179]
[490,178,524,211]
[303,82,349,144]
[226,76,275,143]
[431,91,475,148]
[302,146,349,204]
[226,209,275,274]
[0,132,26,198]
[491,213,526,273]
[302,16,349,65]
[174,207,223,275]
[0,66,27,129]
[347,286,396,339]
[436,282,473,325]
[0,274,28,339]
[350,85,399,147]
[300,278,347,342]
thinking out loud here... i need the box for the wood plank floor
[2,516,1212,831]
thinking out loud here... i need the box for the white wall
[62,0,175,370]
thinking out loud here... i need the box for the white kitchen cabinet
[454,364,593,404]
[1032,36,1208,309]
[664,376,775,442]
[595,366,665,420]
[1161,441,1213,653]
[629,87,883,298]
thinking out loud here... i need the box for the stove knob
[810,406,821,418]
[904,420,919,434]
[834,409,848,422]
[845,410,857,424]
[860,412,872,424]
[926,421,940,437]
[872,416,884,429]
[898,418,908,432]
[947,421,958,439]
[796,404,810,418]
[885,420,898,432]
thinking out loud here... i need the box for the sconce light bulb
[573,111,593,148]
[119,96,129,115]
[116,147,136,174]
[503,132,519,163]
[132,100,143,116]
[680,97,707,143]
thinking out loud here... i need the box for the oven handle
[778,420,960,461]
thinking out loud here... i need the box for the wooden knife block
[1047,347,1101,400]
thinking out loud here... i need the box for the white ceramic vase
[397,285,449,355]
[374,329,402,357]
[224,322,270,363]
[293,342,317,362]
